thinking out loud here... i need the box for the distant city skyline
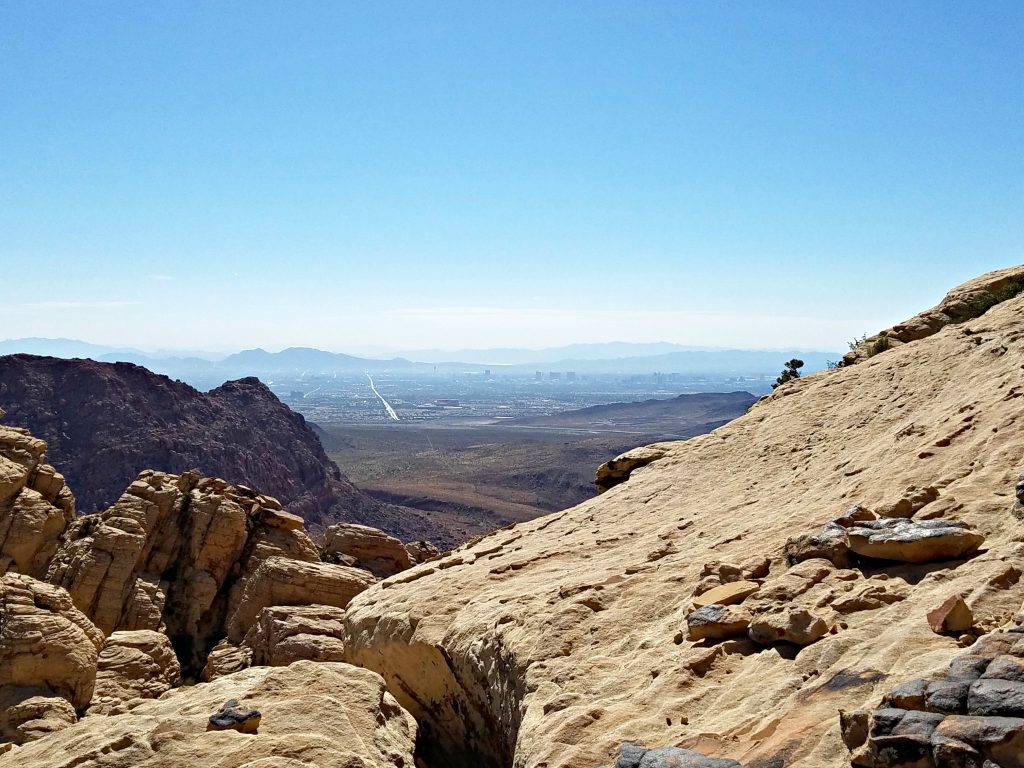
[2,3,1021,350]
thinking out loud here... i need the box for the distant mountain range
[0,337,842,383]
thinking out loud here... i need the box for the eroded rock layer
[0,573,103,743]
[0,415,74,579]
[45,470,321,673]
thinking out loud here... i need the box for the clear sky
[1,2,1021,352]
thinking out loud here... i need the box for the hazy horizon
[2,4,1021,351]
[0,335,843,359]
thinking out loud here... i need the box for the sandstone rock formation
[686,604,752,642]
[595,445,668,494]
[0,415,74,579]
[241,603,348,666]
[748,606,829,646]
[842,264,1024,365]
[44,469,321,674]
[926,595,974,635]
[3,266,1024,768]
[322,522,415,577]
[0,696,77,747]
[335,267,1024,767]
[845,518,985,563]
[225,556,375,643]
[842,620,1024,767]
[202,640,253,682]
[0,573,103,743]
[207,698,261,734]
[691,580,759,608]
[0,356,440,540]
[788,509,986,567]
[610,741,742,767]
[89,630,181,715]
[6,661,418,768]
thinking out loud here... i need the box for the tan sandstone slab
[692,580,760,608]
[5,661,417,768]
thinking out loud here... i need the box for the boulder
[201,640,252,682]
[935,715,1024,768]
[784,523,853,568]
[845,518,984,563]
[686,604,751,642]
[748,607,828,646]
[785,507,877,568]
[981,654,1024,682]
[968,679,1024,717]
[613,741,742,767]
[0,573,103,743]
[844,619,1024,767]
[207,698,261,734]
[8,661,418,768]
[405,539,441,565]
[924,681,969,714]
[322,522,413,578]
[0,695,77,745]
[90,630,181,715]
[225,556,375,643]
[241,603,348,666]
[927,595,974,634]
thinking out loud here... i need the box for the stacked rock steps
[842,610,1024,767]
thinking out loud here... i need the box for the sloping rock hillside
[0,355,440,541]
[333,265,1024,766]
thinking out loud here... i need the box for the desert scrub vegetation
[870,334,892,356]
[773,358,804,389]
[961,275,1024,318]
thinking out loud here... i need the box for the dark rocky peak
[0,355,375,533]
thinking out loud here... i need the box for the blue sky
[1,2,1021,351]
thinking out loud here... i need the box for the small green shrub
[773,358,804,389]
[78,514,100,537]
[870,335,892,356]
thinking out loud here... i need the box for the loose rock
[927,595,974,634]
[686,604,752,642]
[748,607,828,646]
[845,518,984,563]
[321,522,414,578]
[207,698,261,734]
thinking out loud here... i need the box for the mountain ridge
[0,354,442,541]
[0,338,841,382]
